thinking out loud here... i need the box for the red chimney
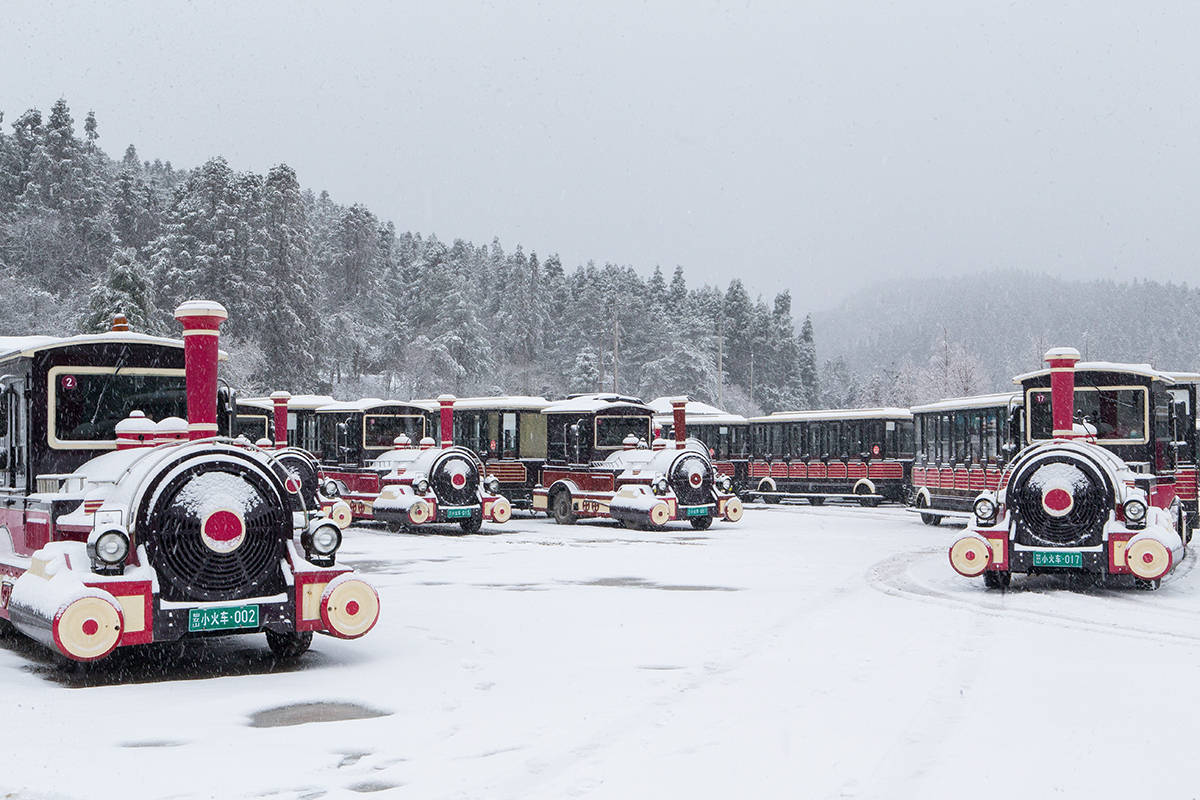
[174,300,228,440]
[1044,347,1081,438]
[111,313,130,332]
[270,391,291,449]
[437,394,456,448]
[671,397,688,446]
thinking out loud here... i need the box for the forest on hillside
[3,100,1195,415]
[0,100,825,414]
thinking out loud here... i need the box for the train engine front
[1,301,379,662]
[950,348,1188,590]
[371,395,512,533]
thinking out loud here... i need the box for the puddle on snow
[348,781,404,793]
[248,701,391,728]
[570,576,740,592]
[121,739,187,748]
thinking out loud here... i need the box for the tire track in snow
[868,547,1200,647]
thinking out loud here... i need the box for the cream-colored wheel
[54,595,123,661]
[649,502,670,528]
[408,499,431,525]
[1127,538,1172,581]
[491,497,512,524]
[949,537,991,577]
[321,578,380,639]
[328,500,353,529]
[724,496,744,522]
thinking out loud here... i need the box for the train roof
[235,398,274,412]
[316,398,435,413]
[749,407,912,424]
[417,395,551,411]
[648,397,747,426]
[1012,361,1198,384]
[542,393,653,414]
[910,392,1020,414]
[0,331,228,362]
[239,394,336,411]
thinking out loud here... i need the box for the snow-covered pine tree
[81,247,157,333]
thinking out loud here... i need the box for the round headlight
[486,475,501,494]
[95,530,129,564]
[311,524,341,555]
[322,479,340,498]
[654,477,669,494]
[1124,499,1147,523]
[974,497,997,522]
[415,478,430,495]
[719,475,733,493]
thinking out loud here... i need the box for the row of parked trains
[0,300,1194,664]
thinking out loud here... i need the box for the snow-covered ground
[5,504,1200,800]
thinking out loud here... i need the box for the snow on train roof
[316,398,434,413]
[910,392,1020,414]
[542,393,653,414]
[411,395,550,411]
[0,331,221,362]
[749,407,912,423]
[235,398,274,412]
[648,397,747,426]
[1012,361,1197,384]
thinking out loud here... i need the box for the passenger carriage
[233,397,273,442]
[448,396,550,508]
[531,395,743,529]
[909,393,1022,525]
[745,408,915,506]
[950,349,1199,590]
[0,303,378,662]
[649,397,749,491]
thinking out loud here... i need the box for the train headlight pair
[1123,498,1147,529]
[87,527,130,575]
[302,520,342,566]
[973,496,999,526]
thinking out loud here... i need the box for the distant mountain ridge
[812,271,1200,397]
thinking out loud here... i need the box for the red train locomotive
[531,395,743,529]
[950,348,1198,589]
[0,302,379,662]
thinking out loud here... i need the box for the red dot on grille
[204,510,243,542]
[1044,488,1072,512]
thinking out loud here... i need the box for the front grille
[431,452,480,506]
[273,449,320,513]
[671,453,713,506]
[1010,454,1111,548]
[141,458,287,602]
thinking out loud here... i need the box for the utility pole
[749,351,755,405]
[612,309,620,393]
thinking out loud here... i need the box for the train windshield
[594,415,652,450]
[364,415,427,449]
[1027,386,1147,444]
[235,414,269,441]
[52,369,187,445]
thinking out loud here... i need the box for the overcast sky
[5,1,1198,310]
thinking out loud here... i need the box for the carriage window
[968,412,983,462]
[938,414,951,462]
[454,411,486,453]
[235,414,269,442]
[51,368,187,448]
[595,415,652,450]
[898,420,914,457]
[1027,387,1147,444]
[364,415,426,449]
[983,410,999,460]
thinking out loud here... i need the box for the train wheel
[917,497,941,526]
[983,571,1011,590]
[459,516,483,534]
[855,486,881,508]
[552,491,577,525]
[808,497,825,506]
[266,629,312,658]
[690,516,713,530]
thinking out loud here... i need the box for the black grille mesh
[273,449,320,513]
[1010,454,1111,548]
[431,452,480,506]
[141,458,287,602]
[671,453,713,506]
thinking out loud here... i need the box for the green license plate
[446,507,472,519]
[188,604,259,632]
[1032,551,1083,569]
[685,506,710,517]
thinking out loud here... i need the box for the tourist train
[948,349,1198,589]
[0,304,379,662]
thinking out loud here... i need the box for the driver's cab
[542,394,655,467]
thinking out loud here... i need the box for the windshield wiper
[90,345,131,425]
